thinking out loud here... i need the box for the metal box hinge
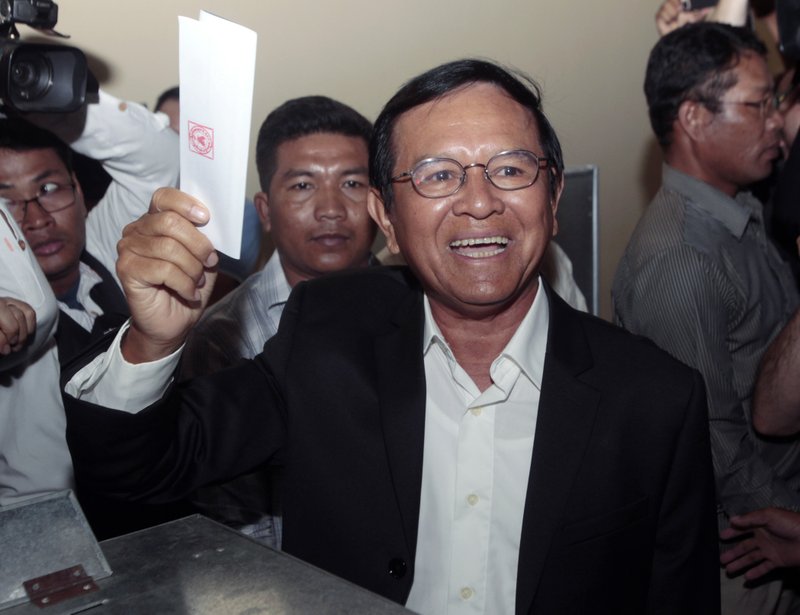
[23,565,98,607]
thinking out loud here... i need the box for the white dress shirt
[406,284,548,615]
[0,202,69,505]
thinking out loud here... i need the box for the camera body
[0,0,94,113]
[778,0,800,61]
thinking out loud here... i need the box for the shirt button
[467,494,479,506]
[460,587,474,600]
[470,407,482,417]
[387,558,407,579]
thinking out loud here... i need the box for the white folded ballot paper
[178,11,257,259]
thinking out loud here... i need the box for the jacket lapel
[515,287,601,614]
[375,284,427,560]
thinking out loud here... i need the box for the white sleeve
[0,202,58,371]
[80,90,180,283]
[65,321,182,413]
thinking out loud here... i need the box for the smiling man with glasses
[63,59,718,613]
[612,22,800,613]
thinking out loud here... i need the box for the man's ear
[550,172,564,238]
[677,99,712,142]
[367,188,400,254]
[253,191,271,234]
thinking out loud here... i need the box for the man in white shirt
[0,201,66,505]
[0,92,184,537]
[64,59,719,613]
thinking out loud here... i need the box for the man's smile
[448,235,509,258]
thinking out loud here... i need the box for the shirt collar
[270,250,379,311]
[662,164,759,240]
[422,278,549,389]
[266,250,293,309]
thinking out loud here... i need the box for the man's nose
[21,199,54,229]
[451,167,504,219]
[315,184,347,219]
[767,104,785,132]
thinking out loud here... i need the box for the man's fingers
[120,209,218,268]
[728,510,770,530]
[118,238,212,303]
[743,560,777,582]
[724,550,764,575]
[0,299,35,353]
[719,538,758,567]
[149,187,210,227]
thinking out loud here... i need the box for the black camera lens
[10,51,52,100]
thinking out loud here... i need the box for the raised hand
[116,187,218,363]
[655,0,712,36]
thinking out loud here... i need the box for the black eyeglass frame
[4,181,77,223]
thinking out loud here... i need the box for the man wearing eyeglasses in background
[0,94,183,538]
[0,100,178,366]
[612,22,800,613]
[63,59,719,613]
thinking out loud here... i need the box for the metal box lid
[0,491,111,611]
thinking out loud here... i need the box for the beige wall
[47,0,668,319]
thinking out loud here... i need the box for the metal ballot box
[2,494,411,614]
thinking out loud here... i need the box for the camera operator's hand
[0,297,36,356]
[116,188,218,364]
[656,0,711,35]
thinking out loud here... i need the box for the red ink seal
[188,121,214,160]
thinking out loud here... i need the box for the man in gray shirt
[612,22,799,612]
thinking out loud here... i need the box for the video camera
[779,0,800,61]
[0,0,96,113]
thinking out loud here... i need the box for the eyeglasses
[390,149,550,199]
[3,181,77,224]
[775,86,799,110]
[718,93,779,119]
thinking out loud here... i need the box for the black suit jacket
[66,266,719,614]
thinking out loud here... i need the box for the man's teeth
[449,236,509,247]
[449,236,509,258]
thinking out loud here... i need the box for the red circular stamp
[188,120,214,160]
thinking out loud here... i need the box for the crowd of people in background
[2,0,800,613]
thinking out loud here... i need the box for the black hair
[255,96,373,191]
[369,58,564,211]
[644,22,766,147]
[0,118,73,174]
[155,86,180,112]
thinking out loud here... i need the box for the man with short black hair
[180,96,376,546]
[65,59,719,613]
[612,22,799,612]
[181,95,375,379]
